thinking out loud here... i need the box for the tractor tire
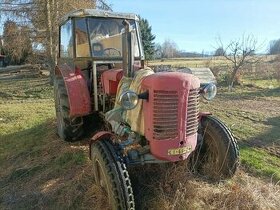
[91,141,135,210]
[54,76,84,142]
[188,115,239,180]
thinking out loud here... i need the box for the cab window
[60,20,73,58]
[75,18,90,57]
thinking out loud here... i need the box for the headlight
[120,90,139,110]
[202,83,217,101]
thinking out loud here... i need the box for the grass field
[0,68,280,209]
[149,55,276,68]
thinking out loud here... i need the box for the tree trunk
[46,0,55,85]
[228,67,238,91]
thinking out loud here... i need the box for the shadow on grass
[246,116,280,147]
[0,119,98,209]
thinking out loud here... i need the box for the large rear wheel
[91,141,135,210]
[54,76,84,141]
[188,115,239,180]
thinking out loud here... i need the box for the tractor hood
[176,67,217,86]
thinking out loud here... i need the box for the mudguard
[56,64,91,117]
[198,112,212,121]
[89,131,114,159]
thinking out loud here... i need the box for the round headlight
[202,83,217,101]
[120,91,139,110]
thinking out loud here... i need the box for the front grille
[153,90,178,140]
[186,89,199,136]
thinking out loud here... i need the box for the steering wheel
[103,48,121,57]
[91,43,104,57]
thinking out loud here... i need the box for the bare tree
[161,39,178,58]
[96,0,112,11]
[2,20,32,65]
[217,35,260,90]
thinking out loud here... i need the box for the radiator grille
[186,89,199,136]
[153,90,178,139]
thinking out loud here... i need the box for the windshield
[75,17,141,59]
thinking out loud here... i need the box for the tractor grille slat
[153,119,178,123]
[154,116,177,120]
[186,89,199,137]
[153,90,178,140]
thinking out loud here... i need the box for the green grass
[243,78,280,89]
[55,151,87,169]
[240,147,280,180]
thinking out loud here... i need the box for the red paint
[89,131,113,159]
[142,72,200,162]
[199,112,212,121]
[101,69,123,95]
[56,64,91,117]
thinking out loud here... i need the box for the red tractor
[54,9,239,209]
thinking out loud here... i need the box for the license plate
[168,146,192,156]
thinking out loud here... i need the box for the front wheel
[188,115,239,180]
[91,141,135,210]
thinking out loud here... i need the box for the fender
[199,112,212,121]
[89,131,114,159]
[56,64,91,117]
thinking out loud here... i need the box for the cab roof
[60,9,139,26]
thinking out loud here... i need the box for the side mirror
[120,91,139,110]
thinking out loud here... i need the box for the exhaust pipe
[122,20,135,78]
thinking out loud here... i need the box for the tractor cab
[57,10,144,114]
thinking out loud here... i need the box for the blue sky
[110,0,280,53]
